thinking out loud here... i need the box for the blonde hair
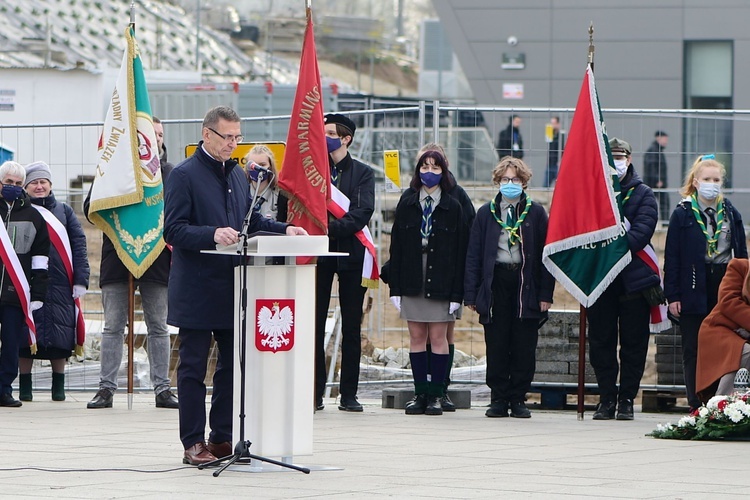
[244,144,278,189]
[680,155,725,198]
[492,156,532,188]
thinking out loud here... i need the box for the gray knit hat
[24,161,52,187]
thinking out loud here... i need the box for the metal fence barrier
[3,104,749,407]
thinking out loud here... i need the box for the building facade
[432,0,750,203]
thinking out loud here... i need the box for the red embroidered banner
[277,8,329,241]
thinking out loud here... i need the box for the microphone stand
[248,170,273,217]
[199,171,309,477]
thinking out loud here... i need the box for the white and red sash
[33,205,86,354]
[624,218,670,333]
[0,216,37,352]
[328,185,379,288]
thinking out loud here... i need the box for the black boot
[52,372,66,401]
[19,374,32,402]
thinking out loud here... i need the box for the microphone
[248,162,271,176]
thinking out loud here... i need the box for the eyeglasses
[499,177,522,185]
[208,127,243,144]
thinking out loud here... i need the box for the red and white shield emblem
[255,299,295,352]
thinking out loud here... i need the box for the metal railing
[5,103,750,402]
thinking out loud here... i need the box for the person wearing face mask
[587,138,661,421]
[0,161,50,408]
[380,142,475,412]
[664,155,747,411]
[18,161,89,403]
[388,150,467,415]
[244,144,280,220]
[314,113,374,413]
[464,156,554,418]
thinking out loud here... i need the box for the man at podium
[164,106,306,466]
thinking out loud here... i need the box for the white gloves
[449,302,461,314]
[390,296,401,312]
[72,285,87,299]
[30,301,43,312]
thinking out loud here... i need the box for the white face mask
[614,158,628,178]
[697,181,721,201]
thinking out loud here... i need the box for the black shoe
[592,400,616,420]
[440,394,456,412]
[405,394,428,415]
[424,396,443,415]
[510,401,531,418]
[155,389,179,409]
[616,399,634,420]
[87,389,113,409]
[485,400,509,418]
[338,396,363,412]
[316,399,325,411]
[0,393,22,407]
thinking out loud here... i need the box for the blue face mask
[420,171,442,188]
[1,184,23,202]
[499,183,523,199]
[326,136,342,153]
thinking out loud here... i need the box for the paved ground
[2,393,750,499]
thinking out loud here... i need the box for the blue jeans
[99,282,171,394]
[0,305,25,396]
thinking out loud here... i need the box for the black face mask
[1,184,23,202]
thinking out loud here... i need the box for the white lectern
[230,234,343,463]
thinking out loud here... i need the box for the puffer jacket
[618,166,660,294]
[30,192,89,351]
[0,191,49,306]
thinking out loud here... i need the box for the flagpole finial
[129,1,135,26]
[588,22,595,66]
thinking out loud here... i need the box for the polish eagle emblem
[255,299,295,352]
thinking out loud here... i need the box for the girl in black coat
[664,155,747,410]
[464,156,554,418]
[389,150,467,416]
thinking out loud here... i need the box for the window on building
[683,41,733,182]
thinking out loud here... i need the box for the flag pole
[127,1,136,411]
[578,21,595,420]
[577,22,595,421]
